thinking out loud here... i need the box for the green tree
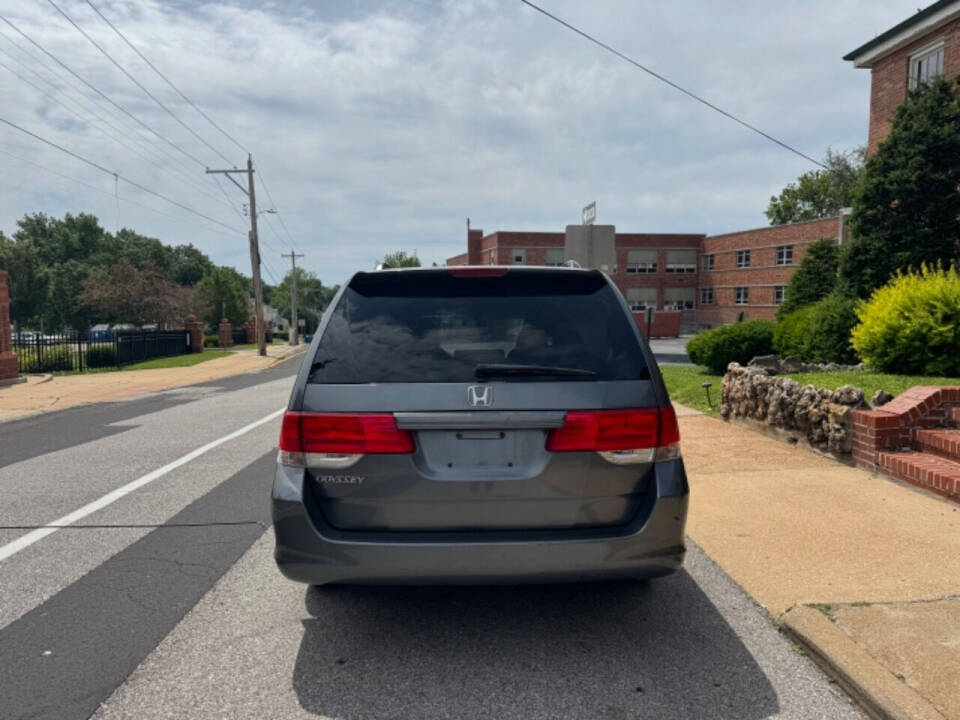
[839,76,960,298]
[80,262,188,327]
[381,250,421,268]
[195,266,249,326]
[0,232,48,328]
[169,244,214,286]
[776,238,840,318]
[766,148,865,225]
[45,260,93,330]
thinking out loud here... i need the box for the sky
[0,0,919,286]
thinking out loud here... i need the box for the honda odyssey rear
[272,266,688,584]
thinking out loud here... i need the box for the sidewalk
[0,345,306,424]
[677,403,960,719]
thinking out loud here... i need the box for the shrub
[776,238,840,318]
[804,294,859,364]
[84,346,118,368]
[274,330,289,341]
[851,264,960,375]
[687,320,775,374]
[204,334,219,348]
[773,305,816,358]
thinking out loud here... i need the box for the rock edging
[720,362,868,454]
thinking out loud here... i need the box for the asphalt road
[0,357,863,719]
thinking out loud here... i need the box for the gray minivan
[273,266,688,585]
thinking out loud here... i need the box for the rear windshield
[308,270,649,384]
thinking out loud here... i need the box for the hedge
[687,320,775,374]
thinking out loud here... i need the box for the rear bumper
[271,460,688,585]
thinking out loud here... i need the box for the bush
[84,346,118,368]
[687,320,775,374]
[274,330,289,341]
[204,334,219,348]
[773,305,816,358]
[777,238,840,319]
[851,264,960,375]
[805,294,859,364]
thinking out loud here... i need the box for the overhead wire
[77,1,302,253]
[0,13,214,170]
[84,0,248,156]
[0,115,246,235]
[518,0,826,169]
[0,42,240,214]
[0,147,249,238]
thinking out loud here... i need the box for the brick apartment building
[845,0,960,152]
[447,218,846,333]
[447,1,955,335]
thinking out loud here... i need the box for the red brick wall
[0,270,17,380]
[865,17,960,153]
[698,217,840,326]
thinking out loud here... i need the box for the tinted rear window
[308,270,649,383]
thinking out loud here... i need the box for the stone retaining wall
[721,363,867,454]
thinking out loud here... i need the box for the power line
[0,115,245,235]
[84,0,248,155]
[0,13,213,171]
[518,0,826,169]
[45,0,234,166]
[257,171,301,252]
[0,43,240,214]
[0,148,248,238]
[73,3,303,254]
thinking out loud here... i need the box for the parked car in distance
[273,266,688,585]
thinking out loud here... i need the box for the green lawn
[659,365,723,415]
[659,364,960,416]
[122,350,231,371]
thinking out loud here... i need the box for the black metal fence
[232,327,249,346]
[12,329,190,374]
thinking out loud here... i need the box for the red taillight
[546,407,680,452]
[448,266,509,277]
[279,412,415,454]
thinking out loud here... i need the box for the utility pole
[281,251,304,346]
[206,155,267,357]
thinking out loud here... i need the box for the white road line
[0,408,285,563]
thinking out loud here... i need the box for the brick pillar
[218,318,233,348]
[184,314,204,354]
[467,228,483,265]
[0,271,18,380]
[243,319,256,345]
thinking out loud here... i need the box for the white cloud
[0,0,912,284]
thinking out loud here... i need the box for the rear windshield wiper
[474,363,596,379]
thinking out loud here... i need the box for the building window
[909,42,944,90]
[545,248,564,266]
[664,288,695,310]
[701,254,714,271]
[774,286,786,305]
[736,250,751,268]
[700,287,714,305]
[776,245,793,266]
[626,287,657,312]
[665,249,697,273]
[735,287,749,305]
[489,250,495,264]
[626,249,658,273]
[512,248,526,265]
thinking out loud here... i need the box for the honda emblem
[467,385,493,407]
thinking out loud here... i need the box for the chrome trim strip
[394,411,566,430]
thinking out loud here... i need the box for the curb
[780,606,946,720]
